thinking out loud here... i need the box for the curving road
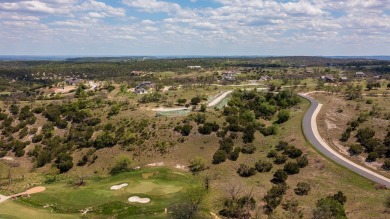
[299,93,390,188]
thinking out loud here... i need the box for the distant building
[65,78,82,85]
[134,81,155,94]
[340,76,348,82]
[130,71,146,76]
[134,88,148,95]
[321,75,336,83]
[355,72,366,78]
[259,75,273,81]
[374,75,382,80]
[187,66,202,69]
[222,71,237,81]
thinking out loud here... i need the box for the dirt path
[0,186,46,204]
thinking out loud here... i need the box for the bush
[277,109,290,124]
[349,144,363,155]
[229,147,241,161]
[383,159,390,170]
[272,169,288,184]
[294,182,311,195]
[366,151,379,162]
[255,160,273,172]
[283,146,302,158]
[267,149,278,158]
[260,125,278,136]
[219,138,234,154]
[237,164,256,177]
[274,154,288,164]
[55,153,73,173]
[110,156,131,175]
[188,156,207,174]
[276,141,289,151]
[212,150,227,164]
[283,162,300,175]
[313,197,347,219]
[241,143,256,154]
[174,124,192,136]
[296,155,309,168]
[191,96,201,105]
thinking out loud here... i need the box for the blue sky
[0,0,389,56]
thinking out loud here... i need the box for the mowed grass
[0,168,192,219]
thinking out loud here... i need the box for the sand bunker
[110,183,128,190]
[128,196,151,204]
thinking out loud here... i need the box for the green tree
[110,156,131,175]
[212,150,227,164]
[277,109,290,124]
[55,153,74,173]
[272,169,288,184]
[313,197,347,219]
[191,96,201,105]
[283,162,300,175]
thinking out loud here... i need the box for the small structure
[339,76,348,82]
[374,75,382,80]
[65,78,82,85]
[259,75,273,81]
[355,72,366,78]
[130,71,146,76]
[187,66,202,69]
[134,81,155,95]
[321,75,336,83]
[222,71,237,81]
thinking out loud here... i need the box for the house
[340,76,348,82]
[130,71,146,76]
[355,72,366,78]
[65,78,82,86]
[187,66,202,69]
[374,75,382,80]
[134,88,148,95]
[259,75,273,81]
[134,81,155,94]
[222,71,237,81]
[321,75,336,83]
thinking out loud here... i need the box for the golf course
[0,168,192,219]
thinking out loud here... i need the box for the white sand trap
[128,196,151,204]
[110,183,128,190]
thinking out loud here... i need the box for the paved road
[208,90,233,107]
[299,93,390,188]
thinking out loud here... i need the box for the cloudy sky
[0,0,389,56]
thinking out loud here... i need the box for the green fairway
[0,168,192,219]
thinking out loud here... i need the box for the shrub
[349,144,363,155]
[313,197,346,219]
[294,182,311,195]
[55,153,73,173]
[229,147,241,161]
[283,146,302,158]
[212,150,227,164]
[274,154,288,164]
[296,155,309,168]
[255,160,273,172]
[366,152,379,162]
[383,159,390,170]
[190,96,201,105]
[237,164,256,177]
[110,156,131,175]
[241,143,256,154]
[219,138,234,154]
[267,149,278,158]
[277,109,290,124]
[188,156,207,174]
[272,169,288,184]
[283,162,300,175]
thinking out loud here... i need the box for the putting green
[0,168,192,218]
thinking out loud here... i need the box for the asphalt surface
[299,94,390,188]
